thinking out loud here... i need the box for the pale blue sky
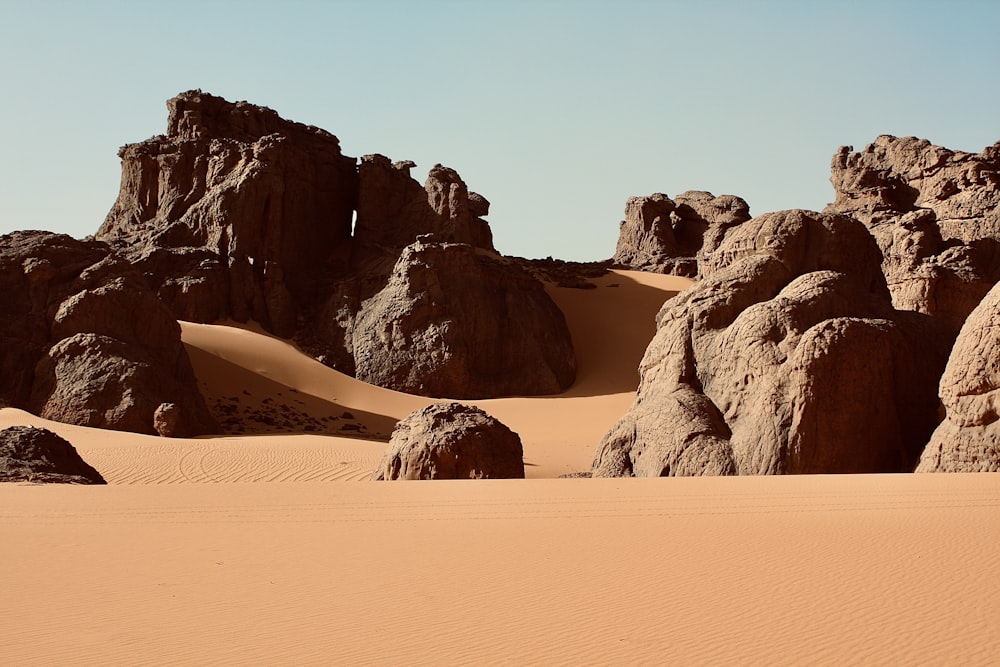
[1,0,997,260]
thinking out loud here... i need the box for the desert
[3,3,1000,664]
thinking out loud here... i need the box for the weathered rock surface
[594,210,949,477]
[613,190,751,277]
[917,281,1000,472]
[0,230,215,435]
[89,90,565,399]
[96,89,358,334]
[354,238,576,398]
[372,403,524,480]
[826,135,1000,332]
[355,155,494,251]
[0,426,106,484]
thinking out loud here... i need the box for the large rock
[594,210,949,477]
[917,281,1000,472]
[353,238,576,398]
[0,231,216,435]
[372,403,524,480]
[613,190,751,277]
[826,135,1000,332]
[0,426,105,484]
[96,89,359,332]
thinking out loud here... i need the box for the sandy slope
[2,474,997,665]
[0,269,686,481]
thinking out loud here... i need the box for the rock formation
[92,90,573,399]
[917,281,1000,472]
[826,135,1000,333]
[613,190,751,277]
[353,238,576,398]
[0,230,215,435]
[372,403,524,480]
[0,426,106,484]
[593,210,950,477]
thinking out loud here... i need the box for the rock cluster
[0,231,215,435]
[95,90,575,399]
[0,426,106,484]
[372,403,524,480]
[594,210,950,476]
[826,135,1000,333]
[613,190,751,277]
[917,281,1000,472]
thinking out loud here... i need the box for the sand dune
[2,474,997,665]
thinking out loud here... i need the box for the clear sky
[1,0,998,261]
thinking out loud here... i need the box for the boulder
[0,231,216,435]
[613,190,750,277]
[353,238,576,398]
[594,210,949,477]
[917,281,1000,472]
[0,426,105,484]
[372,403,524,480]
[826,135,1000,332]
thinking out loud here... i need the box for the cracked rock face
[593,210,949,477]
[917,280,1000,472]
[826,135,1000,333]
[373,402,524,480]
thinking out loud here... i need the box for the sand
[2,268,998,665]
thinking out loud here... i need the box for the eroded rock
[917,281,1000,472]
[372,403,524,480]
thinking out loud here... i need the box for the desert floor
[2,269,998,665]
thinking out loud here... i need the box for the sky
[1,0,998,261]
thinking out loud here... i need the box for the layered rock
[593,210,949,477]
[613,190,751,277]
[91,90,567,400]
[354,238,576,398]
[355,155,494,251]
[372,403,524,480]
[0,426,105,484]
[826,135,1000,332]
[917,281,1000,472]
[97,89,359,334]
[0,231,215,435]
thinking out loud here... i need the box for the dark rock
[0,230,216,435]
[0,426,105,484]
[372,403,524,480]
[353,239,576,398]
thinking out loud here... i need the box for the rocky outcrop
[613,190,751,277]
[353,238,576,398]
[593,210,950,477]
[89,90,565,400]
[97,89,359,334]
[0,231,215,435]
[372,403,524,480]
[0,426,106,484]
[917,281,1000,472]
[826,135,1000,332]
[355,155,494,251]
